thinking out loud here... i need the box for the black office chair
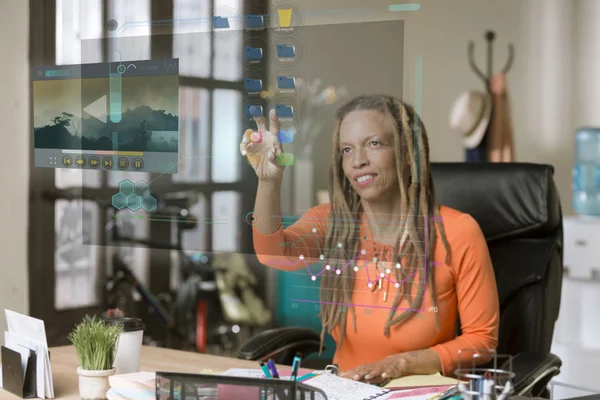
[239,163,563,397]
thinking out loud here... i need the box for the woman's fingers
[252,107,268,133]
[269,108,281,142]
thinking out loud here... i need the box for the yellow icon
[61,155,72,166]
[75,156,85,167]
[278,9,292,27]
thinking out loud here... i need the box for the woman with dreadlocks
[240,95,499,383]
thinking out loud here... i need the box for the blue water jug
[573,128,600,215]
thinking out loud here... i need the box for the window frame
[28,0,268,345]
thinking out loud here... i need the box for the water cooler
[550,128,600,398]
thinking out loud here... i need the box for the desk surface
[0,345,261,400]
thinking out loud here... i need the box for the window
[172,0,250,256]
[40,0,257,325]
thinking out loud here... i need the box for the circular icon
[107,19,119,31]
[88,156,100,169]
[267,1,305,36]
[117,64,126,74]
[117,157,129,170]
[61,155,72,167]
[75,156,86,168]
[244,212,258,225]
[131,158,144,171]
[102,157,114,169]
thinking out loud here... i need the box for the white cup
[105,317,145,375]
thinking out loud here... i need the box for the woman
[240,95,499,383]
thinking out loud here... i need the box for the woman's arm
[430,214,500,376]
[241,109,326,270]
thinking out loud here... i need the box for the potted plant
[68,315,123,400]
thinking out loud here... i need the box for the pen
[266,359,280,379]
[259,361,272,378]
[291,352,302,381]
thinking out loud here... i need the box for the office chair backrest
[430,162,563,357]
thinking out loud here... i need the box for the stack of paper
[2,309,54,398]
[108,372,155,400]
[384,372,460,389]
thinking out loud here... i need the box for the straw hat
[449,91,492,149]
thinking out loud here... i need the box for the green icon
[277,153,294,166]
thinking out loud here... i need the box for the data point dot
[368,283,373,288]
[373,257,378,262]
[299,254,304,260]
[380,273,385,278]
[395,283,400,288]
[361,249,366,255]
[336,270,341,275]
[337,242,343,248]
[325,264,331,270]
[311,276,317,281]
[354,266,359,272]
[312,228,317,233]
[386,269,391,274]
[396,263,401,269]
[319,255,324,260]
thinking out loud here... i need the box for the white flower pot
[77,367,116,400]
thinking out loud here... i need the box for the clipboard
[1,345,37,398]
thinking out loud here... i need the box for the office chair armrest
[237,327,323,365]
[505,352,562,397]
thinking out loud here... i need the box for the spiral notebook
[301,372,389,400]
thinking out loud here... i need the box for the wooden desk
[0,345,261,400]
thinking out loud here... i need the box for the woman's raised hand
[240,107,285,182]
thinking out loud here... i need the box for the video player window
[32,58,179,173]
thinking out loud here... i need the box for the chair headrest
[430,163,561,241]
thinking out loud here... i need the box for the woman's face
[339,110,400,202]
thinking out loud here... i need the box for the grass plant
[68,315,123,371]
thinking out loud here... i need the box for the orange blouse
[253,204,499,376]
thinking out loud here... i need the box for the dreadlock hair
[318,95,452,354]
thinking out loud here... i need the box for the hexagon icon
[142,195,157,212]
[127,194,142,211]
[112,192,128,210]
[119,179,135,196]
[134,180,150,197]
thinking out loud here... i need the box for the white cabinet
[550,216,600,392]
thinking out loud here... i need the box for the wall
[275,0,579,216]
[0,0,30,344]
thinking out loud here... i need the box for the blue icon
[278,129,295,143]
[276,44,296,59]
[245,46,263,61]
[212,16,230,29]
[245,15,264,28]
[244,78,263,93]
[276,104,294,119]
[277,76,296,90]
[246,105,263,118]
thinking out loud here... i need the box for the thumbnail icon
[244,78,263,94]
[277,153,294,166]
[275,104,294,119]
[277,9,292,27]
[212,16,230,29]
[277,76,296,91]
[276,44,295,60]
[245,46,263,61]
[278,128,295,144]
[245,15,264,29]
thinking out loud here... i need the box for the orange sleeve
[431,214,500,376]
[252,203,330,271]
